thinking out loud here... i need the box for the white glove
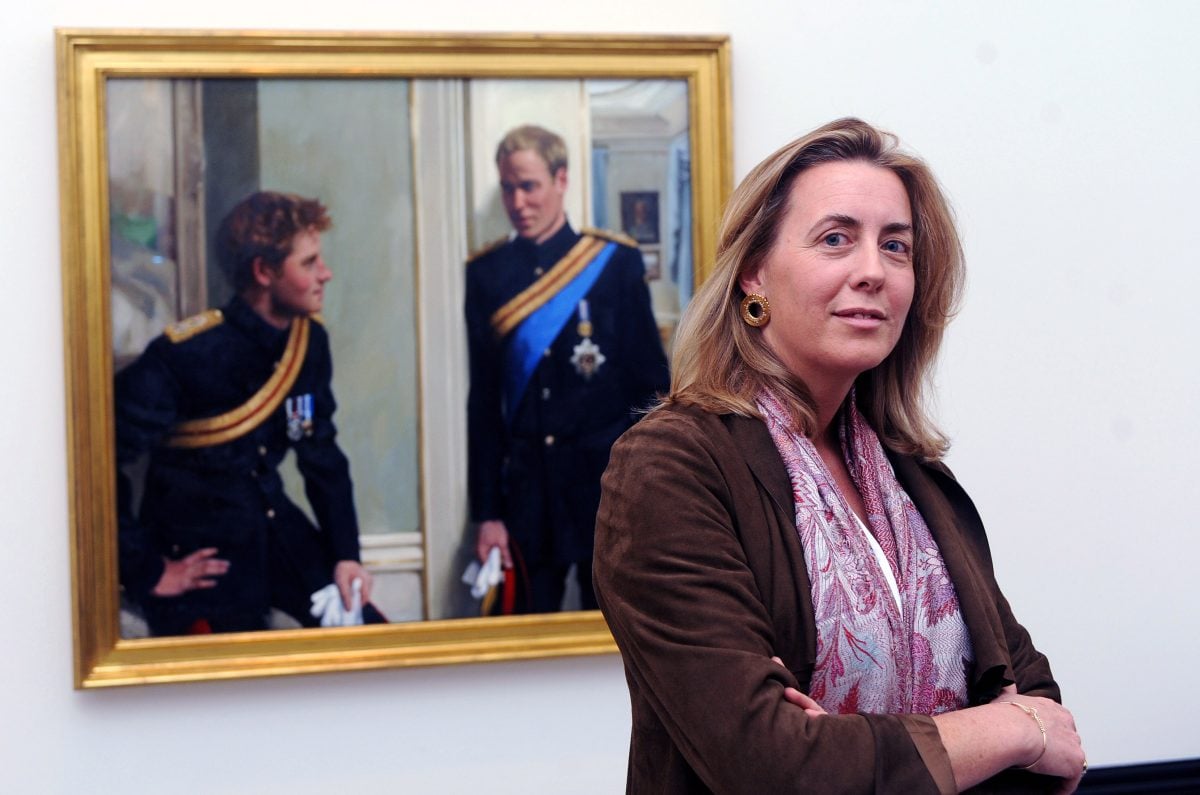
[462,546,503,599]
[309,577,363,627]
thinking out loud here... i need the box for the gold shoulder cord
[165,317,311,449]
[489,235,607,339]
[580,226,638,248]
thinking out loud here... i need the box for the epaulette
[582,226,639,248]
[164,309,224,343]
[466,235,510,264]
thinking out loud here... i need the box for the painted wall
[257,78,422,538]
[4,1,1197,791]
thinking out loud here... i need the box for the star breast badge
[570,337,606,380]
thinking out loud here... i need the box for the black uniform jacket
[465,222,669,564]
[115,297,360,627]
[594,404,1062,794]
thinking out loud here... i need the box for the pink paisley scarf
[758,390,973,716]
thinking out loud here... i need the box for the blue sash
[503,242,617,424]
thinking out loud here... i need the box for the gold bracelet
[1009,702,1047,770]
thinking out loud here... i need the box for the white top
[853,511,903,616]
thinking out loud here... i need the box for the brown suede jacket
[594,404,1062,794]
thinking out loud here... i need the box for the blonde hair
[668,117,964,460]
[495,124,568,176]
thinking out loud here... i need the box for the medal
[285,394,314,441]
[571,299,605,380]
[576,298,594,339]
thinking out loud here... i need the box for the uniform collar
[224,295,291,352]
[511,219,580,268]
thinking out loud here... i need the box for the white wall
[4,1,1196,791]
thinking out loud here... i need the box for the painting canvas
[57,29,731,686]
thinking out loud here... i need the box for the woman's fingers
[783,686,828,716]
[772,655,828,716]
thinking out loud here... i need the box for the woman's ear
[738,263,764,296]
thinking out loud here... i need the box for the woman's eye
[883,240,910,254]
[823,232,847,246]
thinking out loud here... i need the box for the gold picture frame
[57,29,732,688]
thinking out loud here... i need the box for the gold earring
[741,293,770,327]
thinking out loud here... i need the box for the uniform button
[541,387,551,400]
[258,445,268,456]
[533,267,545,276]
[543,348,552,358]
[266,508,276,519]
[250,469,258,478]
[544,435,555,446]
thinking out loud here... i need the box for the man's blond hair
[495,124,568,175]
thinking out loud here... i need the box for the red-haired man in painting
[115,191,384,636]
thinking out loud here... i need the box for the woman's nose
[851,249,886,289]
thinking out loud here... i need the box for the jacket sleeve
[614,246,669,417]
[994,590,1059,699]
[113,341,176,596]
[593,410,947,795]
[464,261,506,522]
[293,326,361,564]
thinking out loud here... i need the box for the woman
[593,118,1085,794]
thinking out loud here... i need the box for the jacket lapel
[888,452,1015,703]
[725,413,793,515]
[723,412,819,677]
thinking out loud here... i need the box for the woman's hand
[935,684,1086,792]
[994,685,1086,790]
[772,656,829,718]
[151,547,230,597]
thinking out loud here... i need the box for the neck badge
[570,299,606,380]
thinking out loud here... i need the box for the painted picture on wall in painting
[620,190,660,245]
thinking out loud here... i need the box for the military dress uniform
[115,297,366,635]
[465,222,669,613]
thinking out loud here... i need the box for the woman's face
[740,160,915,401]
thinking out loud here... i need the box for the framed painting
[620,190,661,245]
[57,28,731,687]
